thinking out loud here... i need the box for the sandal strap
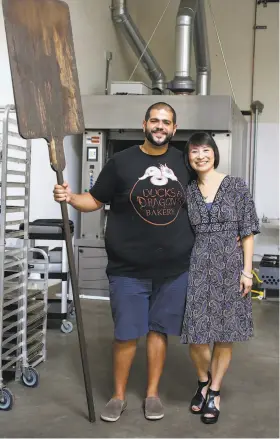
[191,372,211,408]
[208,389,220,397]
[203,389,220,416]
[192,391,206,407]
[197,371,211,389]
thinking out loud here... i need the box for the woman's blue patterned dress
[181,176,260,344]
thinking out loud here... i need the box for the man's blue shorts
[108,271,188,341]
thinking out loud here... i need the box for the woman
[181,132,260,424]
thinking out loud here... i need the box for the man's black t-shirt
[89,145,194,278]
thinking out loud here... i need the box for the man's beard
[145,128,173,147]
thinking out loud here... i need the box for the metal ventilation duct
[194,0,211,95]
[111,0,166,92]
[168,0,211,95]
[168,0,197,94]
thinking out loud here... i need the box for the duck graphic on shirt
[130,164,185,226]
[138,165,178,186]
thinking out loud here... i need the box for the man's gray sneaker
[100,398,127,422]
[144,396,164,420]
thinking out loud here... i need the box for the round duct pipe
[167,0,197,94]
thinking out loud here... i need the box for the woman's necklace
[198,180,209,201]
[199,173,225,202]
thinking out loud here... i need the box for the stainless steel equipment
[81,131,107,241]
[75,94,248,299]
[0,105,48,411]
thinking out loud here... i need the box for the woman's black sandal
[190,371,211,414]
[201,389,220,424]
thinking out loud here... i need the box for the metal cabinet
[76,244,109,299]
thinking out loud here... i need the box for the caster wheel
[21,367,39,388]
[61,320,73,334]
[70,309,76,319]
[0,388,14,410]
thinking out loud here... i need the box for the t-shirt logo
[129,164,186,226]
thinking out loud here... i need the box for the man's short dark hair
[184,132,220,177]
[145,102,177,124]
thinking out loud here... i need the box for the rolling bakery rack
[0,104,48,411]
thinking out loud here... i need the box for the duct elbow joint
[111,0,127,23]
[112,10,127,24]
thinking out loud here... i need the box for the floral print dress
[181,176,260,344]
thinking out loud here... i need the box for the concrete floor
[1,299,279,438]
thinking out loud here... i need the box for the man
[53,102,194,422]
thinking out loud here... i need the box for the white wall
[0,0,279,257]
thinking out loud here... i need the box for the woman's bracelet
[241,270,253,279]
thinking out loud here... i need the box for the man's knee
[147,330,167,340]
[114,338,139,346]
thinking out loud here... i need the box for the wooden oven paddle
[2,0,95,422]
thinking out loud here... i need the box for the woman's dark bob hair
[184,132,220,178]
